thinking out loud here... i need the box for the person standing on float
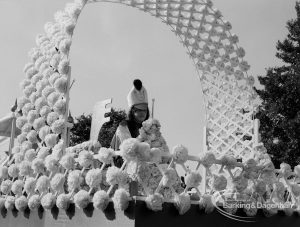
[110,79,150,150]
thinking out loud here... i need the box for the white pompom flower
[59,38,72,54]
[22,123,33,133]
[16,116,28,129]
[45,155,59,172]
[17,97,30,110]
[74,190,90,209]
[45,134,58,148]
[22,102,34,115]
[50,173,65,192]
[12,145,21,155]
[40,105,52,118]
[58,59,70,75]
[56,193,71,210]
[112,188,130,211]
[19,161,33,177]
[1,180,12,194]
[51,118,65,134]
[145,193,164,212]
[47,91,61,107]
[25,149,36,162]
[39,125,51,141]
[17,133,27,144]
[46,111,59,125]
[172,145,189,164]
[36,175,50,194]
[174,192,191,215]
[21,141,33,153]
[24,177,36,195]
[42,86,55,98]
[15,196,28,211]
[94,147,114,164]
[35,97,48,112]
[53,98,66,115]
[14,153,24,165]
[67,170,82,192]
[119,138,139,161]
[60,154,75,170]
[162,168,177,187]
[49,73,60,86]
[12,180,24,196]
[20,79,31,90]
[77,150,94,168]
[199,194,215,213]
[41,193,56,210]
[32,158,45,174]
[5,196,15,210]
[212,175,227,191]
[106,166,128,187]
[85,169,102,189]
[27,110,39,124]
[28,194,40,210]
[54,76,68,94]
[8,164,19,178]
[50,54,61,69]
[52,140,64,159]
[93,190,109,211]
[33,117,46,131]
[37,147,50,159]
[185,172,202,188]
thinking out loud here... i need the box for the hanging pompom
[145,193,164,212]
[12,146,21,155]
[60,154,75,170]
[74,190,90,209]
[53,99,66,115]
[39,125,51,141]
[93,190,110,211]
[94,147,114,164]
[33,117,46,131]
[49,73,60,86]
[1,180,13,194]
[54,76,68,94]
[15,196,28,211]
[56,193,71,210]
[67,170,82,192]
[46,112,59,125]
[200,152,216,168]
[52,140,64,159]
[45,134,58,148]
[5,196,15,210]
[32,158,45,175]
[106,166,128,187]
[8,164,19,178]
[47,92,61,107]
[36,175,50,194]
[24,177,36,195]
[112,188,130,211]
[28,194,40,210]
[14,153,24,164]
[58,59,70,75]
[50,173,65,192]
[19,161,33,177]
[41,193,56,210]
[25,149,36,162]
[22,123,33,133]
[174,193,191,215]
[162,168,177,187]
[51,118,65,134]
[27,110,39,124]
[17,133,27,144]
[85,169,102,190]
[185,172,202,188]
[11,180,24,196]
[45,155,59,172]
[119,138,139,161]
[59,38,72,54]
[199,195,215,213]
[37,147,50,159]
[212,175,227,191]
[77,150,94,168]
[22,103,34,115]
[40,105,52,118]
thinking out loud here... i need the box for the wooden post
[62,66,72,154]
[151,98,155,118]
[8,113,16,155]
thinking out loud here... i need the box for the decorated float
[0,0,300,226]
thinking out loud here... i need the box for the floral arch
[3,0,300,221]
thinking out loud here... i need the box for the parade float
[0,0,300,226]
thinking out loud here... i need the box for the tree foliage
[69,108,126,148]
[255,2,300,168]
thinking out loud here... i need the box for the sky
[0,0,296,156]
